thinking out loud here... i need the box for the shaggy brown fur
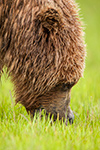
[0,0,86,124]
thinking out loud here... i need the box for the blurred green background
[77,0,100,69]
[71,0,100,125]
[78,0,100,74]
[74,0,100,103]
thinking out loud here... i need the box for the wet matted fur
[0,0,86,124]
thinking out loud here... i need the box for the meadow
[0,0,100,149]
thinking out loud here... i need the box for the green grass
[0,0,100,149]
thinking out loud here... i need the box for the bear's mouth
[31,104,74,125]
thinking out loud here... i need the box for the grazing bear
[0,0,86,125]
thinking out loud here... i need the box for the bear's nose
[68,114,74,124]
[67,110,74,124]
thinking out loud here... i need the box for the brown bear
[0,0,86,125]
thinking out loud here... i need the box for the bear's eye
[61,82,75,91]
[55,82,75,91]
